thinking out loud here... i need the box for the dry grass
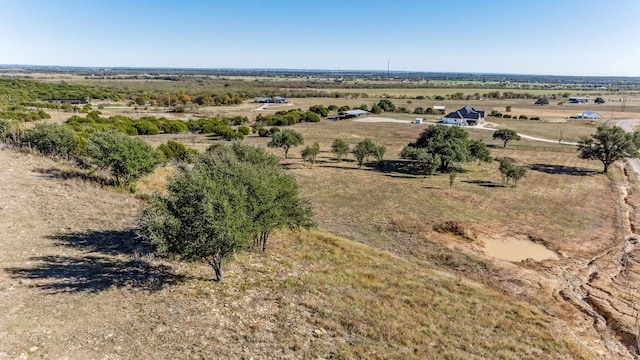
[269,120,618,256]
[0,151,588,358]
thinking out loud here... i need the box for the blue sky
[1,0,638,76]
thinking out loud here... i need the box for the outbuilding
[572,111,601,119]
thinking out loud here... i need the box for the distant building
[432,105,446,111]
[572,110,601,119]
[339,109,369,118]
[442,105,485,126]
[44,98,89,105]
[569,96,590,104]
[254,96,287,104]
[329,109,370,121]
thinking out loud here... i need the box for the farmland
[2,70,640,358]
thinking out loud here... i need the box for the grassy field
[0,151,595,359]
[3,76,640,358]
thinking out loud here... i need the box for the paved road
[617,119,640,177]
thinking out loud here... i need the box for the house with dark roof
[254,96,287,104]
[569,96,590,104]
[442,105,485,126]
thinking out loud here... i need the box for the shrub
[134,120,160,135]
[23,123,78,159]
[301,142,321,165]
[88,130,161,189]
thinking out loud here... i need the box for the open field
[4,74,640,358]
[0,150,597,359]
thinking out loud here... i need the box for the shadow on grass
[48,230,146,256]
[34,167,115,187]
[462,180,505,188]
[529,163,597,176]
[6,230,190,293]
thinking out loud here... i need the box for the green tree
[370,104,383,114]
[351,139,377,168]
[377,99,396,112]
[402,125,471,172]
[399,147,441,175]
[139,145,314,280]
[492,128,521,148]
[469,139,492,164]
[577,124,639,173]
[301,142,321,165]
[309,105,329,117]
[374,145,386,166]
[331,139,350,161]
[535,98,549,106]
[499,158,527,186]
[139,155,253,281]
[594,97,605,104]
[268,129,304,159]
[88,130,161,189]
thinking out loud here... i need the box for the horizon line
[1,64,640,79]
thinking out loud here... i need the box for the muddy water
[482,236,559,261]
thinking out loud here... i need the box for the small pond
[482,236,559,262]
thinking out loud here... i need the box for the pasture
[2,74,640,358]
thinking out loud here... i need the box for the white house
[442,105,485,126]
[572,110,601,119]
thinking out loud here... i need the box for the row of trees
[65,112,249,140]
[1,121,162,189]
[256,109,321,126]
[265,128,387,169]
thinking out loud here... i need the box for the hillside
[0,148,607,359]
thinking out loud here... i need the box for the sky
[0,0,639,76]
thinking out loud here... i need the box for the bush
[162,120,189,134]
[88,130,162,189]
[377,99,396,112]
[23,123,78,159]
[518,115,528,120]
[134,120,160,135]
[237,125,250,136]
[309,105,329,117]
[301,142,321,165]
